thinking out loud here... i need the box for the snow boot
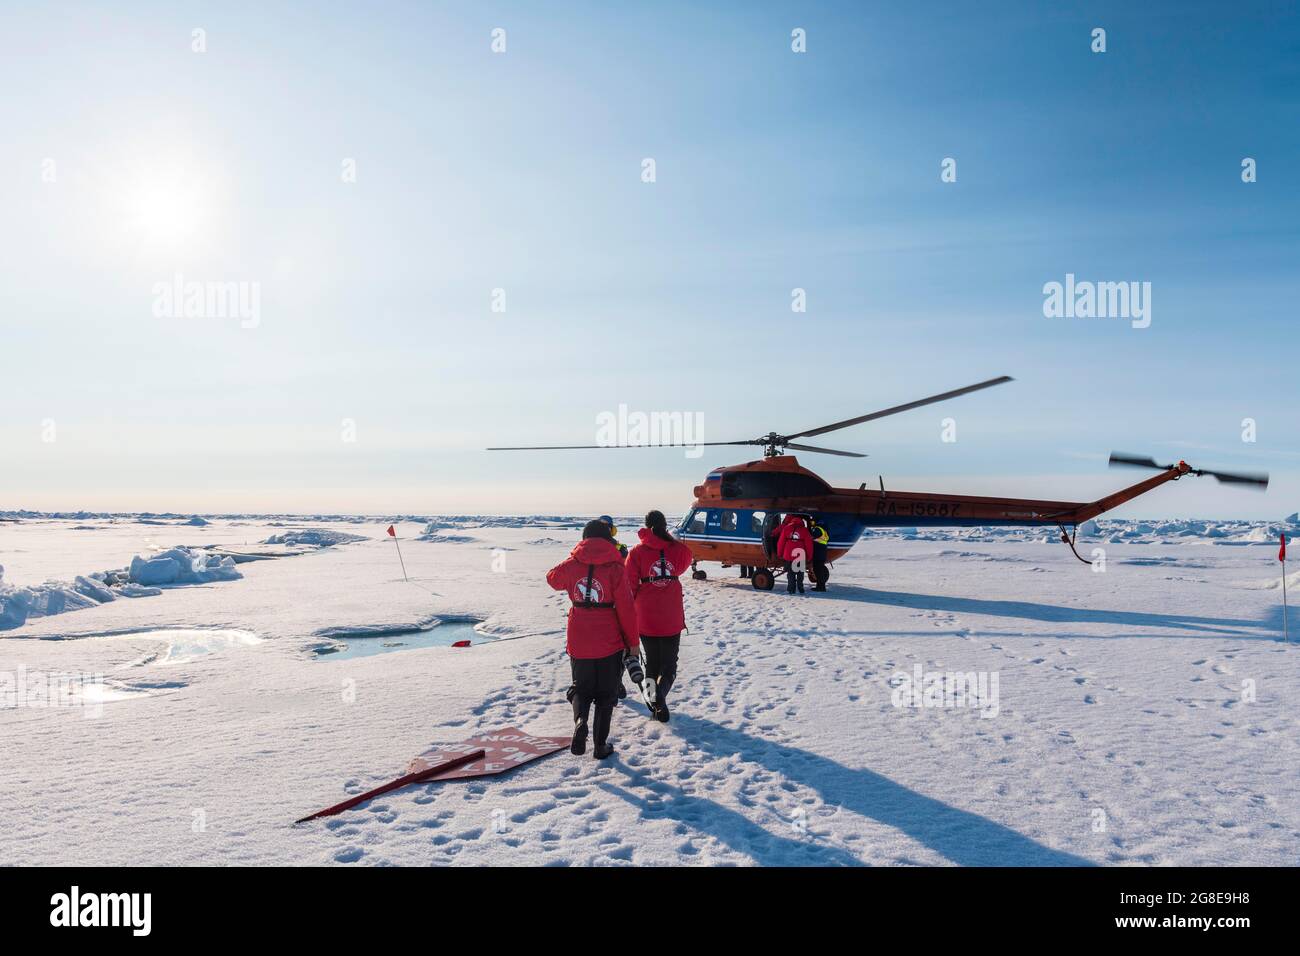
[592,704,614,760]
[571,697,590,755]
[653,699,670,723]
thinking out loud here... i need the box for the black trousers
[641,634,681,702]
[784,560,805,592]
[570,650,623,747]
[812,545,829,589]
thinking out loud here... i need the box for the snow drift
[0,547,241,631]
[128,548,241,586]
[262,529,368,548]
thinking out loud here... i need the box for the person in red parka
[777,512,814,594]
[546,519,639,759]
[625,510,694,722]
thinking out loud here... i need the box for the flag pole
[295,748,485,823]
[387,524,409,582]
[1281,533,1289,643]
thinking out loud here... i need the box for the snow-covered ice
[262,529,369,548]
[1,515,1297,866]
[0,541,241,630]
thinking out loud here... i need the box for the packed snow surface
[1,514,1297,866]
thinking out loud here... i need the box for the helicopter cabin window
[686,509,708,534]
[750,511,767,534]
[719,470,832,500]
[721,510,738,532]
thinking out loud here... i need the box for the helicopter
[489,376,1268,591]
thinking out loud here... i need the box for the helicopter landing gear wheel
[751,568,775,591]
[692,569,707,581]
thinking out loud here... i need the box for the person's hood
[780,514,808,528]
[637,527,677,548]
[570,537,624,564]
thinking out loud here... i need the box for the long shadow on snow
[825,584,1263,636]
[656,714,1094,866]
[600,780,873,868]
[599,761,866,867]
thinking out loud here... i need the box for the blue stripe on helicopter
[678,533,857,548]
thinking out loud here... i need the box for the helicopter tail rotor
[1108,452,1269,489]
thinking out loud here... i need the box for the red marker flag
[386,523,408,581]
[1281,533,1287,562]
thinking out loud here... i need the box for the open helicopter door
[760,511,781,564]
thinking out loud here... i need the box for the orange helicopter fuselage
[676,455,1189,569]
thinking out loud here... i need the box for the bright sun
[122,168,210,246]
[114,162,215,254]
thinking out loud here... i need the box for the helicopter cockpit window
[721,511,738,532]
[719,470,832,500]
[750,511,767,534]
[687,509,708,534]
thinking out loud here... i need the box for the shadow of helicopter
[818,583,1268,637]
[602,715,1093,866]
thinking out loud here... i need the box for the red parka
[625,528,694,637]
[777,514,814,565]
[546,537,639,659]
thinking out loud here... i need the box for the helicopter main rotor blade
[486,440,762,451]
[783,442,868,458]
[785,375,1013,440]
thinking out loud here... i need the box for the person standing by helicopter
[625,510,694,722]
[597,515,628,559]
[546,520,640,759]
[761,511,781,566]
[808,516,830,592]
[777,513,814,594]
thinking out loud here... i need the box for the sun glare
[119,167,211,246]
[134,180,203,242]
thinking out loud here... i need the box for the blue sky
[1,1,1296,516]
